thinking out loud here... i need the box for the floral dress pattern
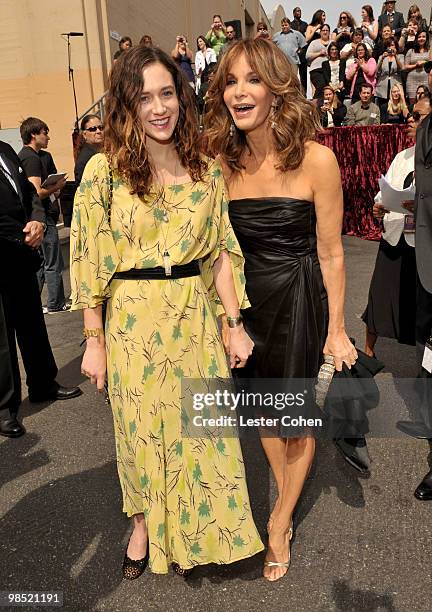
[70,154,263,574]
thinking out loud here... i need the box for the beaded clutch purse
[315,354,336,409]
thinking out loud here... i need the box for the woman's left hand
[323,331,357,371]
[228,326,254,369]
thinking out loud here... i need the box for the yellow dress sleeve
[69,154,119,310]
[201,169,250,317]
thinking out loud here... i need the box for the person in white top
[340,28,372,70]
[359,4,378,48]
[362,95,431,357]
[194,36,217,94]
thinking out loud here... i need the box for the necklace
[157,158,179,276]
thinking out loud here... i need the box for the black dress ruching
[228,198,329,380]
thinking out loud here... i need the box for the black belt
[112,260,200,280]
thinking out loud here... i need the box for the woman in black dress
[205,38,357,581]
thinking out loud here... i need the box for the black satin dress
[228,198,329,381]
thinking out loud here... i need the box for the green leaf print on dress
[69,153,263,574]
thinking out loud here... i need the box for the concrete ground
[0,236,431,612]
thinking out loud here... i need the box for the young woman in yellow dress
[205,38,357,582]
[70,45,263,579]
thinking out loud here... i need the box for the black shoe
[28,382,82,403]
[172,563,194,578]
[414,470,432,501]
[396,421,432,439]
[334,438,371,474]
[0,418,26,438]
[122,539,149,580]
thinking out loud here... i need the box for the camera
[386,47,394,54]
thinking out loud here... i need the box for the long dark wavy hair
[204,38,321,175]
[310,10,326,26]
[104,46,206,198]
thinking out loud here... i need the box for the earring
[229,120,235,137]
[270,105,278,130]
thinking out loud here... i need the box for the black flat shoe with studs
[122,540,149,580]
[172,562,194,578]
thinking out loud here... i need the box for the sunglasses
[258,27,267,31]
[341,16,348,19]
[85,125,103,132]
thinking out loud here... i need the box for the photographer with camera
[254,22,270,40]
[205,14,226,57]
[345,42,377,104]
[398,18,419,54]
[171,35,195,89]
[375,38,404,108]
[317,85,347,127]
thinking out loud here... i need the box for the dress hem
[147,543,265,575]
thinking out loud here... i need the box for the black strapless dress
[228,198,329,380]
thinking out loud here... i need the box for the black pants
[309,68,327,99]
[0,240,57,417]
[298,58,307,95]
[416,273,432,363]
[0,294,14,412]
[415,273,432,431]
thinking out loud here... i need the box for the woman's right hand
[81,342,107,391]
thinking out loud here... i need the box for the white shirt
[194,48,217,76]
[326,111,334,127]
[374,145,415,247]
[329,60,340,88]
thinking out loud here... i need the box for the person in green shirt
[206,14,227,57]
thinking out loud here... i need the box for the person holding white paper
[397,63,432,502]
[362,95,431,357]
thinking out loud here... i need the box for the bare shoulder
[303,142,340,184]
[303,141,338,169]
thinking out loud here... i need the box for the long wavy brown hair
[204,38,321,174]
[104,45,206,198]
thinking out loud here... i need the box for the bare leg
[264,436,315,581]
[127,513,148,560]
[259,434,286,521]
[364,327,377,357]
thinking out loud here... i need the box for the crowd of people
[113,3,432,128]
[1,0,432,591]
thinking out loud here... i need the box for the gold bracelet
[226,315,243,328]
[83,327,104,339]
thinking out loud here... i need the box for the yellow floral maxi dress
[70,154,264,573]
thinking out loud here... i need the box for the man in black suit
[0,140,81,438]
[397,63,432,500]
[378,1,405,38]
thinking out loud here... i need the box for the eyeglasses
[85,125,103,132]
[258,27,267,31]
